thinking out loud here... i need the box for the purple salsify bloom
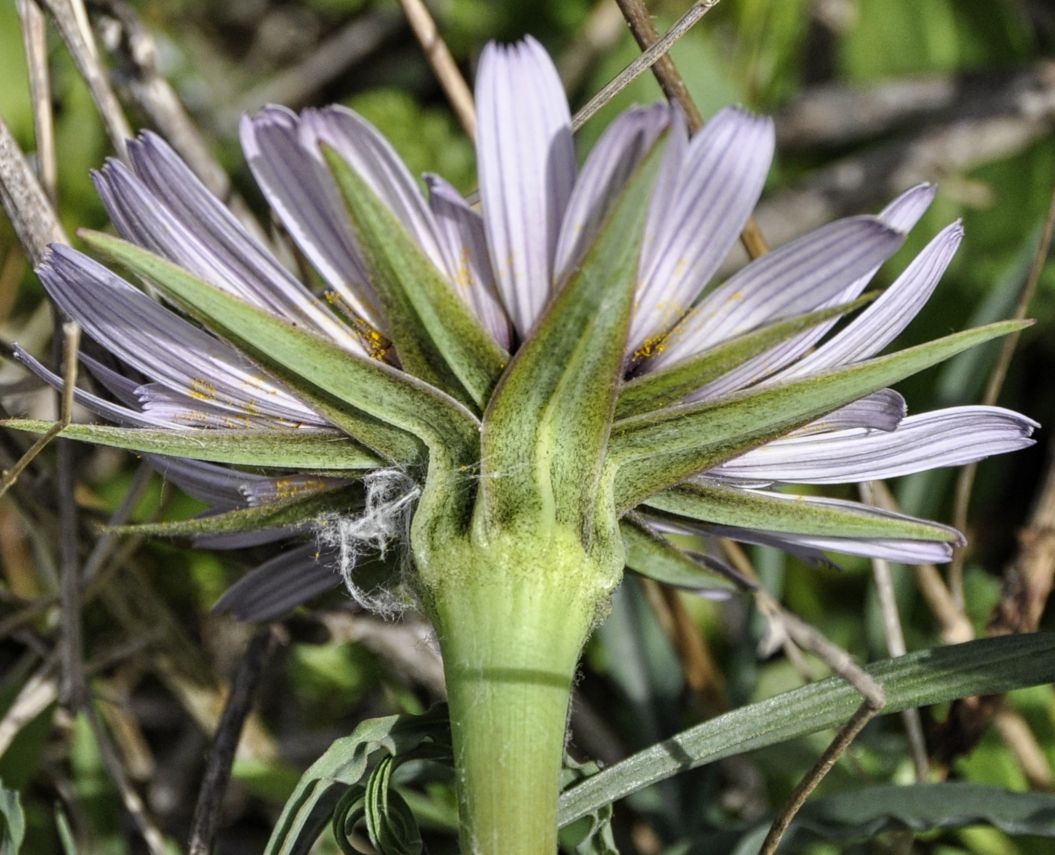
[21,36,1036,620]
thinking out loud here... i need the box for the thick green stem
[427,533,609,855]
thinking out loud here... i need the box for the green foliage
[264,705,452,855]
[0,780,26,854]
[559,633,1055,826]
[840,0,1033,80]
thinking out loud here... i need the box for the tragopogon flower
[11,37,1035,622]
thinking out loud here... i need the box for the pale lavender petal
[647,515,836,568]
[213,543,341,621]
[476,36,576,336]
[239,473,350,506]
[650,489,962,564]
[777,221,963,380]
[656,517,955,564]
[13,345,177,428]
[95,134,364,353]
[711,406,1037,484]
[746,529,955,564]
[631,107,775,350]
[790,390,907,435]
[877,182,937,232]
[553,104,670,282]
[677,184,941,394]
[241,107,382,326]
[299,105,449,272]
[425,174,512,349]
[653,216,904,374]
[38,245,325,426]
[135,385,301,429]
[146,455,253,509]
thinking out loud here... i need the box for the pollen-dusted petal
[38,245,325,427]
[653,216,903,377]
[300,105,449,274]
[712,406,1037,485]
[103,133,365,354]
[135,384,298,430]
[778,221,963,381]
[631,107,775,350]
[13,345,180,429]
[239,473,349,506]
[553,104,670,283]
[425,174,512,349]
[240,106,383,327]
[476,36,576,336]
[146,456,254,509]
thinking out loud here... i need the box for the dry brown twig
[232,9,402,120]
[38,0,132,160]
[572,0,720,132]
[398,0,477,139]
[949,182,1055,602]
[615,0,768,258]
[17,0,57,203]
[188,628,277,855]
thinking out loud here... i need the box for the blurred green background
[0,0,1053,852]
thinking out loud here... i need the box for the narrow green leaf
[611,320,1027,509]
[323,146,507,411]
[645,482,958,544]
[1,420,379,470]
[110,485,360,538]
[621,515,741,593]
[559,632,1055,825]
[80,230,478,471]
[478,142,665,536]
[617,292,878,419]
[0,781,25,854]
[788,783,1055,842]
[265,705,451,855]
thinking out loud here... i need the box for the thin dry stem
[82,701,167,854]
[188,628,276,855]
[993,703,1054,789]
[860,483,929,780]
[759,702,879,855]
[571,1,719,132]
[949,182,1055,601]
[398,0,476,139]
[870,481,974,644]
[39,0,132,160]
[614,0,768,258]
[0,116,67,262]
[233,11,401,118]
[17,0,57,203]
[720,541,885,708]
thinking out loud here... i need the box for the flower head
[14,36,1035,620]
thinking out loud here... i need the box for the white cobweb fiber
[314,468,420,617]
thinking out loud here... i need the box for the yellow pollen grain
[633,335,668,361]
[188,377,218,402]
[273,478,327,500]
[456,246,473,292]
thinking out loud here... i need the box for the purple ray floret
[16,34,1039,620]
